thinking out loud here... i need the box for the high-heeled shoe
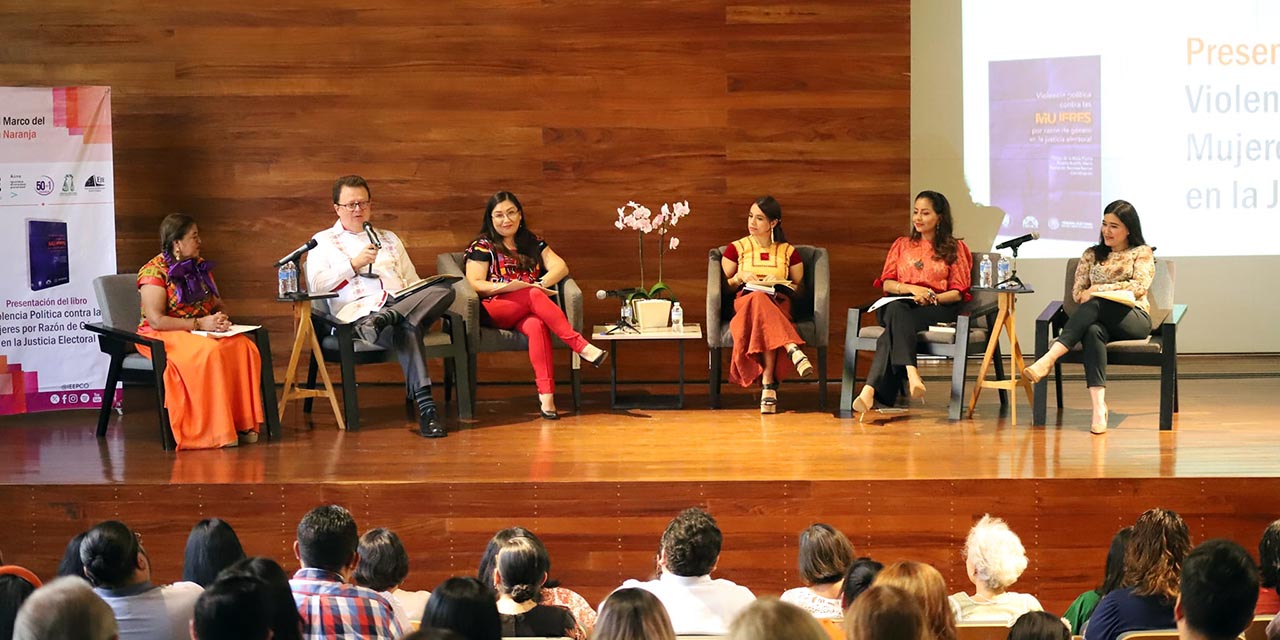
[581,344,608,368]
[787,346,813,378]
[1091,409,1108,434]
[908,379,926,401]
[760,382,779,414]
[1022,360,1050,384]
[851,395,872,422]
[539,407,560,420]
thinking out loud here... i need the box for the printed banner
[0,86,117,414]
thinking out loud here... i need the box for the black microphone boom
[994,232,1040,250]
[363,222,382,249]
[274,238,318,267]
[596,287,642,300]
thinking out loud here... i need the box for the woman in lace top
[780,524,855,619]
[1022,200,1155,434]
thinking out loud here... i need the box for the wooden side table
[277,293,345,430]
[967,286,1035,425]
[591,324,704,409]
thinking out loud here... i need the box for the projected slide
[963,1,1280,257]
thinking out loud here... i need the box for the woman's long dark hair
[477,527,561,592]
[183,518,246,587]
[1097,526,1133,596]
[423,576,502,640]
[218,557,304,640]
[1259,519,1280,593]
[755,195,787,243]
[910,190,961,265]
[478,192,543,272]
[1091,199,1148,263]
[80,521,141,588]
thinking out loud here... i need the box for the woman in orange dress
[136,213,264,449]
[721,196,814,414]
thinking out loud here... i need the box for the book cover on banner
[0,86,118,414]
[988,55,1102,246]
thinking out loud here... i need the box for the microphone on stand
[274,239,318,267]
[596,287,642,300]
[995,232,1040,250]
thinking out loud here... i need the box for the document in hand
[1091,289,1137,307]
[743,279,796,294]
[866,295,915,312]
[391,274,462,301]
[192,324,260,339]
[490,280,558,296]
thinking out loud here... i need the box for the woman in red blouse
[464,192,606,420]
[853,191,972,419]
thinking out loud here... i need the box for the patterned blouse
[464,236,548,284]
[1073,245,1155,313]
[136,253,220,329]
[873,237,973,302]
[723,236,801,281]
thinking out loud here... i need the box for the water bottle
[287,261,299,294]
[997,254,1011,287]
[979,254,993,288]
[277,263,292,297]
[619,302,633,327]
[670,302,684,333]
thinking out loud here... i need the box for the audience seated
[593,588,676,640]
[841,558,884,610]
[1257,520,1280,615]
[191,574,273,640]
[0,565,41,640]
[219,557,303,640]
[780,524,856,619]
[875,561,957,640]
[1085,508,1191,640]
[11,576,118,640]
[728,597,827,640]
[57,531,89,579]
[950,515,1043,624]
[1176,539,1258,640]
[478,527,595,637]
[182,519,245,588]
[80,520,203,640]
[1008,611,1071,640]
[399,630,468,640]
[354,528,429,631]
[845,584,927,640]
[489,535,576,638]
[288,505,402,639]
[615,507,756,635]
[421,576,500,640]
[1064,527,1133,634]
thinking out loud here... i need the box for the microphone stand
[605,300,642,335]
[359,226,381,279]
[997,244,1027,289]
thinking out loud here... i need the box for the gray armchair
[707,245,830,410]
[436,252,585,412]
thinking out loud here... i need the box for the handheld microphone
[363,222,382,249]
[995,232,1040,250]
[274,238,318,267]
[596,287,642,300]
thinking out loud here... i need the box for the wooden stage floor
[2,356,1279,613]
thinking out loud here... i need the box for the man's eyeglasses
[336,201,371,212]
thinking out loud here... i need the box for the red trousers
[482,287,589,394]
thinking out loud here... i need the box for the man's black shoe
[418,408,446,438]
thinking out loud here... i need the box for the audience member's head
[492,535,547,603]
[594,588,676,640]
[422,576,501,640]
[80,520,146,589]
[12,576,118,640]
[727,597,827,640]
[841,557,884,610]
[1258,519,1280,596]
[399,630,467,640]
[0,567,42,640]
[192,574,273,640]
[659,507,722,578]
[1008,611,1071,640]
[964,514,1028,593]
[844,584,926,640]
[875,561,956,640]
[797,524,855,588]
[477,527,560,591]
[183,518,246,588]
[57,531,89,579]
[1176,539,1258,640]
[354,528,410,593]
[294,505,359,576]
[1125,508,1190,600]
[220,557,302,640]
[1097,526,1133,596]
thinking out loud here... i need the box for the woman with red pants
[465,192,607,419]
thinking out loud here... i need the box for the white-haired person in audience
[949,514,1043,624]
[353,528,430,631]
[780,523,855,619]
[478,526,595,637]
[727,597,827,640]
[1085,508,1190,640]
[593,588,676,640]
[614,507,756,635]
[79,520,204,640]
[289,505,401,639]
[1175,540,1258,640]
[12,576,119,640]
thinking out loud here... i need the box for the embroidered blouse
[723,237,801,281]
[1073,245,1155,313]
[136,254,220,329]
[873,237,973,302]
[464,236,549,284]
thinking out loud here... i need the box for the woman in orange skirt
[721,196,814,414]
[136,213,264,449]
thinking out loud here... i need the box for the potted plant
[614,200,689,328]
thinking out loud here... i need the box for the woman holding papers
[464,191,607,419]
[136,213,264,449]
[721,195,813,414]
[852,191,972,419]
[1022,200,1154,434]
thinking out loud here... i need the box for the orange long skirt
[728,290,805,387]
[137,329,263,450]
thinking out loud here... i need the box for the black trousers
[1054,298,1150,388]
[866,300,959,407]
[368,284,456,390]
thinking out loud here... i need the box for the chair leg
[817,347,828,411]
[1033,320,1049,426]
[443,361,454,404]
[949,341,967,421]
[837,308,862,418]
[337,339,360,431]
[152,346,176,451]
[1160,330,1178,430]
[454,353,474,420]
[97,355,124,438]
[709,347,722,409]
[254,329,282,441]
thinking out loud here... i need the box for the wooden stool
[968,286,1035,424]
[278,294,345,430]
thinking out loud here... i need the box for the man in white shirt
[307,175,456,438]
[615,507,755,635]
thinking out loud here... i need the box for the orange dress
[724,236,805,387]
[136,254,263,450]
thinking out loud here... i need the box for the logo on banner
[61,174,76,194]
[83,175,106,192]
[35,175,54,196]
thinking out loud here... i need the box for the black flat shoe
[539,408,560,420]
